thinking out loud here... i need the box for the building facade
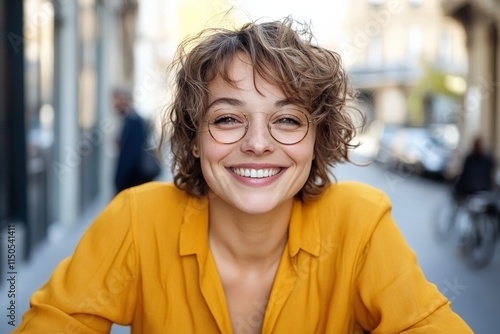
[0,0,138,276]
[339,0,468,132]
[441,0,500,158]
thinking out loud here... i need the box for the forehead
[206,53,286,106]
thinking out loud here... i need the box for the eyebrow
[206,98,244,110]
[206,97,294,110]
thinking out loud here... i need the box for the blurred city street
[2,0,500,333]
[2,153,500,333]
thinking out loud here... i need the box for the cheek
[286,142,315,172]
[302,134,316,160]
[296,138,316,174]
[309,132,317,160]
[198,138,232,169]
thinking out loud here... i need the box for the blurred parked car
[374,124,461,181]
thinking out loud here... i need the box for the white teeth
[232,168,281,178]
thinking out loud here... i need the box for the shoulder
[305,181,392,236]
[113,182,202,242]
[109,182,195,229]
[121,181,191,211]
[85,182,190,244]
[125,110,144,125]
[314,181,390,211]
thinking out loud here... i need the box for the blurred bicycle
[434,190,499,268]
[456,192,498,268]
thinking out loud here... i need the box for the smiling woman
[165,17,359,201]
[14,16,473,334]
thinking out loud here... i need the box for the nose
[239,115,275,155]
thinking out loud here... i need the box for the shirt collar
[288,199,321,257]
[179,196,321,258]
[179,195,210,258]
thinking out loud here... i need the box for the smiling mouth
[231,167,282,178]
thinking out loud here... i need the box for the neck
[208,197,292,268]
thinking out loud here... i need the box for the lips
[231,167,281,178]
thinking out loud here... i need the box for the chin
[228,195,289,216]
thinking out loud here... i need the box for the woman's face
[195,53,316,215]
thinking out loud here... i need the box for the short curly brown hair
[159,16,362,201]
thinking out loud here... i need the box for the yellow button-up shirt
[15,181,472,333]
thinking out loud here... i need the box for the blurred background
[1,0,499,333]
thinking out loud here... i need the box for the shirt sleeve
[353,193,473,333]
[14,190,139,333]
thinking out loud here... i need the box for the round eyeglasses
[204,108,312,145]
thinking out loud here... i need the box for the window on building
[438,28,452,64]
[407,25,422,63]
[368,35,383,65]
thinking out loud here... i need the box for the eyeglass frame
[202,108,314,145]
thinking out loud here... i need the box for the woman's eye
[275,117,301,126]
[271,109,308,128]
[212,114,243,126]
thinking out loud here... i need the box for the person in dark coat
[113,88,152,193]
[454,136,496,198]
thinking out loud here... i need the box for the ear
[192,145,200,158]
